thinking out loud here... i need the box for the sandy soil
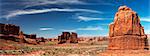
[99,50,150,56]
[0,50,45,56]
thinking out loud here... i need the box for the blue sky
[0,0,150,38]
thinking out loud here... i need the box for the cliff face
[58,32,78,44]
[0,23,38,44]
[0,23,20,35]
[70,32,78,43]
[108,6,148,50]
[109,6,145,37]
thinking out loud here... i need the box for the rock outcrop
[108,6,148,50]
[0,23,20,35]
[24,34,36,39]
[17,31,25,39]
[0,23,40,44]
[70,32,78,43]
[0,23,21,42]
[58,32,78,44]
[36,37,45,44]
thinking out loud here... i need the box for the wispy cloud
[77,16,105,22]
[3,8,102,19]
[40,27,54,31]
[61,26,104,32]
[24,0,115,8]
[25,0,86,8]
[141,17,150,22]
[77,26,104,31]
[61,29,76,32]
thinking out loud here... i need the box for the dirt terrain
[0,40,150,56]
[99,50,150,56]
[0,40,108,56]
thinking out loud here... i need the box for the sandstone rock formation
[58,32,70,44]
[0,23,39,44]
[36,37,45,43]
[24,38,38,45]
[24,34,36,39]
[0,23,20,35]
[147,34,150,47]
[108,6,148,50]
[70,32,78,43]
[58,32,78,44]
[17,31,25,39]
[0,23,21,42]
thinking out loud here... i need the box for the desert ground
[0,39,108,56]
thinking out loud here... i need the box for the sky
[0,0,150,38]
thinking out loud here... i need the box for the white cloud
[77,26,104,31]
[59,26,104,32]
[141,17,150,22]
[140,17,150,34]
[61,29,76,32]
[25,0,86,8]
[4,8,102,19]
[24,0,115,8]
[40,28,54,31]
[77,16,105,22]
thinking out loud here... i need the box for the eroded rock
[58,32,78,44]
[0,23,20,35]
[108,6,148,50]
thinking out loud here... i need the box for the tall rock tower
[108,6,148,50]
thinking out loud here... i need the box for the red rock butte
[58,32,78,44]
[108,6,148,50]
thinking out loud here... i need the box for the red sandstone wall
[108,6,148,50]
[0,23,20,35]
